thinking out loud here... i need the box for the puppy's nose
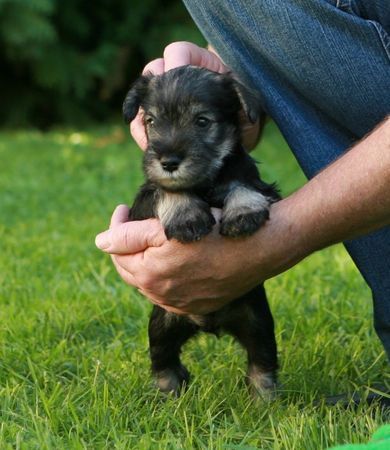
[160,155,181,172]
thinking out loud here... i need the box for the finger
[138,288,187,314]
[196,46,229,73]
[240,117,261,151]
[109,204,130,228]
[130,59,164,149]
[95,218,166,254]
[142,58,164,75]
[163,42,228,73]
[146,301,186,315]
[130,110,148,150]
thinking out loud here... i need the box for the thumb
[95,205,166,254]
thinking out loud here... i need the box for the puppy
[123,66,279,397]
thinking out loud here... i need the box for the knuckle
[123,227,132,251]
[163,41,189,58]
[163,42,179,56]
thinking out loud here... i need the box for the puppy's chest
[158,185,229,212]
[196,185,231,209]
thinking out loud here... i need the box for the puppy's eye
[195,117,211,128]
[145,117,154,127]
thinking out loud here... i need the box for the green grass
[0,121,387,449]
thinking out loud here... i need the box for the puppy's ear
[122,74,153,124]
[232,79,262,124]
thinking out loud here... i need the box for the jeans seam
[369,21,390,62]
[335,1,390,62]
[336,0,352,12]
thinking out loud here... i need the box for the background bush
[0,0,204,127]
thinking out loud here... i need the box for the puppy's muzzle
[160,155,182,173]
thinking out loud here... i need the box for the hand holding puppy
[96,203,293,316]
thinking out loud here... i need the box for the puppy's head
[123,66,261,190]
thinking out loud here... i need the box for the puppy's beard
[145,138,235,190]
[146,159,200,189]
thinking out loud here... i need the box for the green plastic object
[329,425,390,450]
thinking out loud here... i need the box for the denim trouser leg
[183,0,390,356]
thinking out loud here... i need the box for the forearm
[259,116,390,276]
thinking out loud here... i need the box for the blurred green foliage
[0,0,205,127]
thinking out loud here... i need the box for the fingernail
[95,232,111,250]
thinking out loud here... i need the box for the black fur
[124,66,279,396]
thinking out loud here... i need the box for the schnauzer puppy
[123,66,279,397]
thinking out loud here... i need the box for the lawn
[0,121,388,449]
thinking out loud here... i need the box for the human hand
[130,41,263,151]
[95,202,302,315]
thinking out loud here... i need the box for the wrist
[249,197,315,282]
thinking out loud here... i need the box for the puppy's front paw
[157,192,216,243]
[220,208,269,237]
[220,187,271,237]
[165,208,216,242]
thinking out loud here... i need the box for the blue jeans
[183,0,390,357]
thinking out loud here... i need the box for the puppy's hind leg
[222,285,278,399]
[148,306,199,396]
